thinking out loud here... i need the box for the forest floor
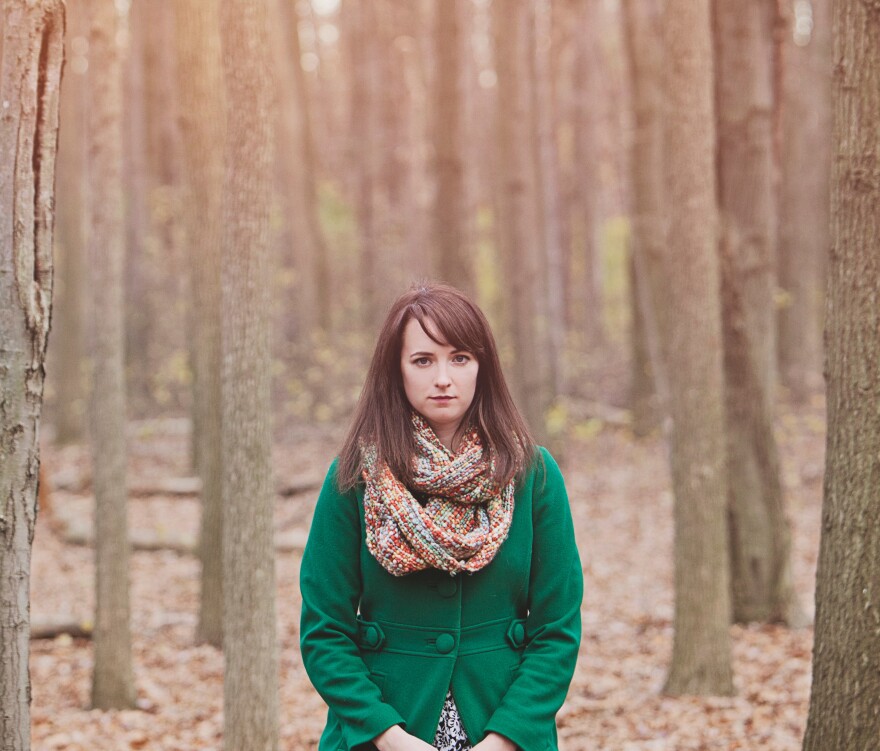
[30,395,825,751]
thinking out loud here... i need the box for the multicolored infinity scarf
[361,413,516,577]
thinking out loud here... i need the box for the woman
[300,283,582,751]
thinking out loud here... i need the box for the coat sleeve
[299,459,406,748]
[483,447,583,751]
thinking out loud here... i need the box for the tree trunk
[802,0,880,745]
[219,0,279,747]
[493,0,548,442]
[52,0,88,446]
[660,0,734,697]
[85,0,136,710]
[777,0,831,401]
[347,0,382,330]
[174,0,226,650]
[432,0,471,293]
[571,0,605,351]
[621,0,665,437]
[531,0,565,399]
[0,2,64,746]
[714,0,804,626]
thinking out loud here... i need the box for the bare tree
[660,0,734,696]
[714,0,804,626]
[174,0,226,649]
[777,0,831,401]
[0,2,64,746]
[219,0,279,746]
[85,0,136,709]
[432,0,471,292]
[493,0,548,441]
[802,0,880,745]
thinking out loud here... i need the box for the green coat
[299,447,582,751]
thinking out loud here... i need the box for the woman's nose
[435,363,452,387]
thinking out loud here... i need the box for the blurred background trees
[24,0,854,743]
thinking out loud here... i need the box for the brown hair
[336,282,535,490]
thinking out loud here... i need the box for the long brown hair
[337,282,535,490]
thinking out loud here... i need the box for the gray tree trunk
[174,0,226,650]
[493,0,548,442]
[85,0,136,710]
[802,0,880,745]
[777,0,831,401]
[432,0,471,293]
[714,0,804,626]
[220,0,279,747]
[0,2,64,747]
[661,0,734,696]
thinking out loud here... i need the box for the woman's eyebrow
[409,350,435,357]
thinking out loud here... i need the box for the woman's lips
[429,396,454,401]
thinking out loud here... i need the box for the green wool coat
[299,447,583,751]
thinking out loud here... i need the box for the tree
[802,0,880,745]
[432,0,471,293]
[0,2,64,746]
[219,0,279,747]
[714,0,804,626]
[85,0,136,709]
[777,0,831,401]
[52,0,88,446]
[493,0,548,442]
[621,0,666,437]
[660,0,734,696]
[174,0,225,649]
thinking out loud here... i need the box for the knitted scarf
[361,413,515,577]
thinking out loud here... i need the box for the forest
[1,0,878,749]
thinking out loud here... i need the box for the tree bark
[52,0,88,446]
[0,2,64,746]
[621,0,665,437]
[660,0,734,696]
[714,0,804,626]
[85,0,136,710]
[802,0,880,746]
[493,0,548,442]
[432,0,471,293]
[777,0,831,401]
[219,0,279,747]
[174,0,226,650]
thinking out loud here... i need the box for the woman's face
[400,317,479,448]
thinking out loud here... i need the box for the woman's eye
[452,354,471,364]
[414,357,431,366]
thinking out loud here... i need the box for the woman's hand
[471,732,517,751]
[372,725,436,751]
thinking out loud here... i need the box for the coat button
[438,577,458,597]
[512,622,526,646]
[435,633,455,654]
[363,625,381,648]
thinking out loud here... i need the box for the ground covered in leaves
[30,399,824,751]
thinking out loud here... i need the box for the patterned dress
[433,691,472,750]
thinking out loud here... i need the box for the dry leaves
[31,401,823,750]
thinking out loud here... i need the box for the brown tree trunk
[660,0,734,696]
[220,0,279,747]
[347,0,382,330]
[0,2,64,746]
[621,0,665,437]
[493,0,548,442]
[571,0,605,351]
[174,0,226,650]
[85,0,136,710]
[432,0,471,293]
[52,0,88,446]
[715,0,804,626]
[802,1,880,745]
[777,0,831,401]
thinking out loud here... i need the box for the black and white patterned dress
[432,691,472,751]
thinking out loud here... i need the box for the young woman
[300,283,582,751]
